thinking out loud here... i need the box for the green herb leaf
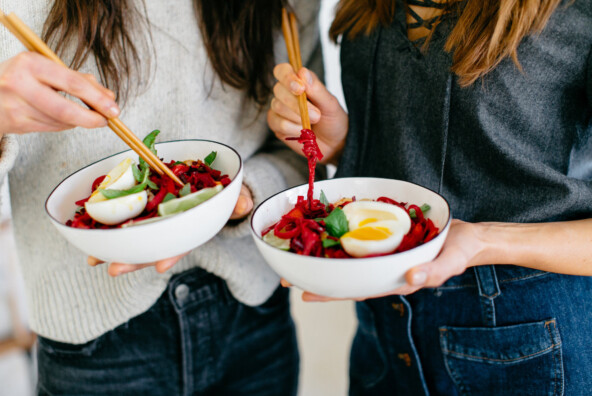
[179,183,192,197]
[146,180,159,190]
[139,130,160,170]
[322,238,341,248]
[132,165,143,183]
[100,182,146,199]
[409,203,431,219]
[323,207,349,238]
[319,190,329,209]
[204,151,217,166]
[142,129,160,153]
[162,192,176,203]
[173,161,185,166]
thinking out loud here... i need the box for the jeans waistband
[166,267,233,312]
[438,265,548,292]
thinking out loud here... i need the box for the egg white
[85,191,148,225]
[88,158,137,203]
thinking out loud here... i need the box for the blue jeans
[350,266,592,395]
[37,267,299,396]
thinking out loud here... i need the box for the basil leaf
[162,192,176,203]
[146,179,159,190]
[132,165,143,183]
[409,203,431,219]
[323,207,349,238]
[204,151,217,166]
[319,190,329,209]
[179,183,192,197]
[322,238,341,248]
[142,129,160,153]
[139,130,160,170]
[100,182,146,199]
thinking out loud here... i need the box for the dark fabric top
[336,0,592,224]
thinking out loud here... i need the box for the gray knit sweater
[0,0,321,343]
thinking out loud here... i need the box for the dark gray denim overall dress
[335,0,592,394]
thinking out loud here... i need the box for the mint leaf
[179,183,192,197]
[409,204,431,219]
[162,192,176,203]
[320,190,329,209]
[324,207,349,238]
[146,179,159,190]
[322,238,341,248]
[204,151,217,166]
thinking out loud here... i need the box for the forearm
[475,219,592,275]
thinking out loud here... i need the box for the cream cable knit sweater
[0,0,321,343]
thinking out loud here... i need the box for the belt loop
[473,265,501,327]
[473,265,501,299]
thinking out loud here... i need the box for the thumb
[230,184,254,220]
[297,68,340,115]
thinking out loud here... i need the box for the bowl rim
[250,176,452,262]
[45,139,243,232]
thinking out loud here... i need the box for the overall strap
[473,265,501,327]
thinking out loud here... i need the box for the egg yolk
[342,226,393,241]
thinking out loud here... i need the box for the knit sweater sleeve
[0,135,19,209]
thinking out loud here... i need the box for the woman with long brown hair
[270,0,592,394]
[0,0,321,394]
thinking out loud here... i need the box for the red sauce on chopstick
[286,128,323,208]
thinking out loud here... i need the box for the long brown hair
[43,0,288,106]
[329,0,562,86]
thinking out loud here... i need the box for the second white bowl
[251,177,451,298]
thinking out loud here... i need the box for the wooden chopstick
[281,9,311,130]
[0,9,185,187]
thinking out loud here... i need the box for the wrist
[472,221,519,267]
[470,222,504,267]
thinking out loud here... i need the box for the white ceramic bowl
[46,140,243,264]
[251,177,452,298]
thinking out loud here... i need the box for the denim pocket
[439,319,563,396]
[349,302,388,389]
[38,334,105,358]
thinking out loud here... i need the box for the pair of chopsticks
[281,9,311,130]
[0,9,184,187]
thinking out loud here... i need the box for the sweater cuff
[0,134,19,186]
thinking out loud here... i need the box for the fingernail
[108,105,120,118]
[303,70,313,85]
[410,270,427,286]
[280,279,291,287]
[290,81,303,94]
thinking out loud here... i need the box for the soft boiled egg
[340,201,411,258]
[87,158,137,203]
[85,191,148,225]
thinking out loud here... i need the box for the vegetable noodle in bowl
[250,178,451,298]
[46,135,243,264]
